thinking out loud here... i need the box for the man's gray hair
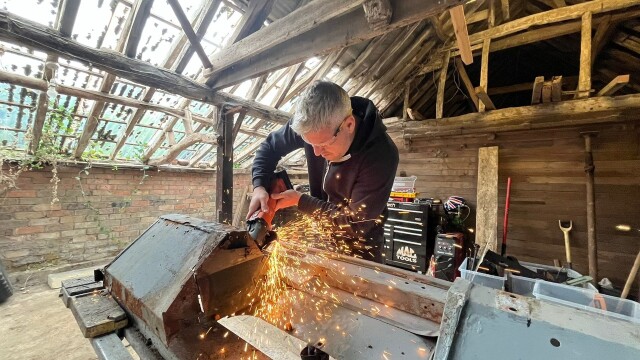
[291,81,352,135]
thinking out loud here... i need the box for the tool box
[383,201,437,273]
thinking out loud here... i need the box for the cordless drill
[246,170,293,249]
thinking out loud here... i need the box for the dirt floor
[0,284,97,360]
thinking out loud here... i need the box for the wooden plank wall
[395,122,640,294]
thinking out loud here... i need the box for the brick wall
[0,163,253,273]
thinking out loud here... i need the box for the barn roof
[0,0,638,171]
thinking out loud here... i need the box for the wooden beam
[406,108,424,121]
[436,50,451,119]
[228,0,276,44]
[531,76,544,104]
[478,39,490,112]
[467,9,488,24]
[216,108,234,224]
[148,132,217,166]
[475,86,496,111]
[429,15,447,42]
[577,11,592,99]
[279,49,345,106]
[551,76,563,102]
[454,58,479,110]
[0,70,216,126]
[110,89,156,159]
[30,55,56,154]
[476,146,499,252]
[363,0,392,30]
[174,0,221,74]
[418,9,640,75]
[541,81,552,103]
[445,0,640,51]
[167,0,213,70]
[30,0,68,154]
[112,1,217,160]
[124,0,154,58]
[403,81,410,120]
[143,109,182,163]
[273,63,305,109]
[591,14,616,69]
[58,0,81,37]
[205,0,275,83]
[74,74,117,158]
[550,0,567,8]
[0,11,291,124]
[203,0,467,90]
[395,93,640,139]
[449,5,473,64]
[74,0,142,159]
[500,0,510,21]
[232,75,267,143]
[597,74,629,96]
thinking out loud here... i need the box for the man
[247,81,399,263]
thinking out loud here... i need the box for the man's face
[302,114,355,162]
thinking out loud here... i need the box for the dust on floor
[0,284,97,360]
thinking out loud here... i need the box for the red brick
[14,225,45,235]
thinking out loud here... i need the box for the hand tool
[559,220,573,269]
[246,169,293,249]
[620,248,640,300]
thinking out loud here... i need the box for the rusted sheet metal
[104,214,265,345]
[280,246,450,326]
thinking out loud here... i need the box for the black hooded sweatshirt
[252,97,399,262]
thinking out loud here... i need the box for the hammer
[559,220,573,269]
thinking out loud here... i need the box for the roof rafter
[0,10,291,123]
[204,0,467,90]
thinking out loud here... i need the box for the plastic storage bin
[458,258,506,290]
[533,281,640,323]
[508,262,597,296]
[392,176,417,193]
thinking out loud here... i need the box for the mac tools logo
[396,246,417,263]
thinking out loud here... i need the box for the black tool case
[383,202,436,273]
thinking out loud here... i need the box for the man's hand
[271,190,302,211]
[246,186,269,219]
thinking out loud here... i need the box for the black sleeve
[297,143,399,238]
[252,120,306,189]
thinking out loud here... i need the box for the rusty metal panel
[104,214,263,345]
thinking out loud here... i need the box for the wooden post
[216,107,234,224]
[479,0,494,112]
[531,76,544,104]
[476,146,499,252]
[479,39,490,112]
[436,50,450,119]
[582,132,598,283]
[577,11,592,98]
[403,81,411,120]
[232,185,251,227]
[551,76,563,101]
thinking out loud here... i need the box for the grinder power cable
[246,170,293,249]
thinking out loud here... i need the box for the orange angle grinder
[246,170,293,249]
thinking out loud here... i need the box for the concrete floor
[0,284,97,360]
